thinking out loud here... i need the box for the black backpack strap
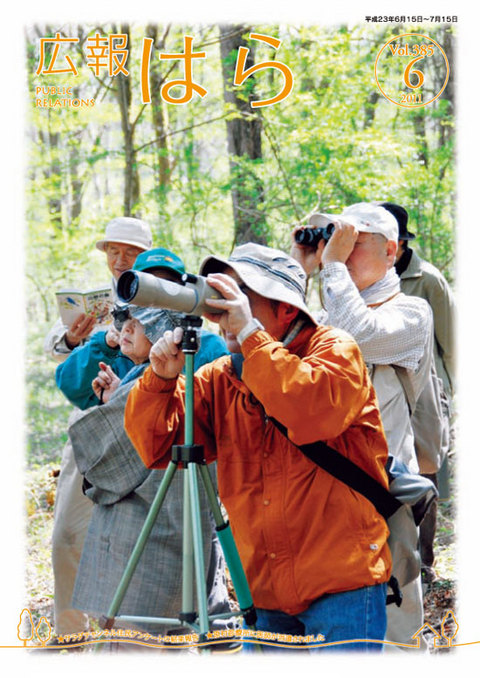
[386,576,403,607]
[230,354,401,520]
[270,417,402,520]
[231,353,245,379]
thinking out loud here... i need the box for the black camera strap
[230,353,401,520]
[269,416,401,520]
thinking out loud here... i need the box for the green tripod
[98,315,257,651]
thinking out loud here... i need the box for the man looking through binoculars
[290,202,434,649]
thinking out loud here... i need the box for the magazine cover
[3,0,478,674]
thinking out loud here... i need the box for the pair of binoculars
[294,223,335,247]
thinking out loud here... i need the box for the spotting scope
[117,270,224,317]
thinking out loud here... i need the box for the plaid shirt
[317,263,433,471]
[318,262,432,371]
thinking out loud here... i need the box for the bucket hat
[96,217,153,252]
[200,243,316,324]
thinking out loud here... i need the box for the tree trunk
[146,24,172,198]
[219,24,268,245]
[69,89,84,223]
[364,91,380,128]
[39,126,63,233]
[412,108,429,168]
[437,27,455,147]
[70,147,83,222]
[114,23,141,216]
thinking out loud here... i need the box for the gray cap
[200,242,316,325]
[128,305,183,344]
[96,217,153,252]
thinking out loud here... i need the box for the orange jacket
[125,324,392,615]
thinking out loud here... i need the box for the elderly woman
[91,307,169,402]
[55,306,235,648]
[55,306,175,408]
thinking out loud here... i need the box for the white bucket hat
[309,202,399,242]
[96,217,153,252]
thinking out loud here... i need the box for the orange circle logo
[374,33,449,108]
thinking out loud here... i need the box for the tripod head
[179,315,203,355]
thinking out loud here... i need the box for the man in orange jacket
[124,243,392,652]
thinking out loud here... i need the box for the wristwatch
[237,318,265,345]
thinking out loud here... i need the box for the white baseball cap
[309,202,399,242]
[96,217,153,252]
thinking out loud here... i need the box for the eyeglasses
[111,305,131,330]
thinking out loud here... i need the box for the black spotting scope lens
[117,270,139,303]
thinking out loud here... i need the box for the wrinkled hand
[203,274,253,337]
[65,313,97,349]
[289,225,327,276]
[149,327,186,379]
[105,325,121,348]
[321,222,358,265]
[92,361,121,403]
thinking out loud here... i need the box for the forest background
[19,19,458,651]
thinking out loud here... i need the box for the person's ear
[386,240,397,268]
[279,303,299,326]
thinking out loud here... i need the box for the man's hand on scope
[105,325,121,348]
[203,273,253,337]
[150,326,186,379]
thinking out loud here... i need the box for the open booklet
[55,286,114,328]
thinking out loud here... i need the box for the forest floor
[420,489,457,653]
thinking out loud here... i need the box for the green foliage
[26,323,71,467]
[26,21,456,464]
[26,22,455,287]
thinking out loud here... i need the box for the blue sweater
[55,331,134,410]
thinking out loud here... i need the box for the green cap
[133,248,186,278]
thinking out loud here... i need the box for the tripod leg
[198,464,257,628]
[95,326,258,653]
[187,463,210,641]
[181,472,195,620]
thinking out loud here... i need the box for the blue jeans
[243,583,387,653]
